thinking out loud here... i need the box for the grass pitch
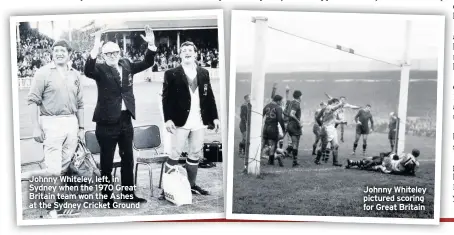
[231,124,435,219]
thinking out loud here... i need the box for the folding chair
[84,130,122,179]
[132,125,169,197]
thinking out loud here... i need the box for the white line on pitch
[263,167,343,174]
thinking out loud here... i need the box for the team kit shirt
[263,102,286,139]
[316,103,345,142]
[355,109,374,131]
[388,116,398,139]
[320,105,340,127]
[240,102,252,132]
[286,100,302,136]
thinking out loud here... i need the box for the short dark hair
[293,90,302,99]
[52,39,72,53]
[340,96,346,99]
[244,94,250,99]
[411,149,420,157]
[366,104,371,108]
[273,95,283,102]
[328,98,339,105]
[180,41,198,53]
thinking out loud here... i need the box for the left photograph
[11,9,226,225]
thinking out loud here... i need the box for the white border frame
[11,9,227,226]
[226,10,445,225]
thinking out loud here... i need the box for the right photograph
[226,10,445,224]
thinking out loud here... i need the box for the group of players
[239,83,420,176]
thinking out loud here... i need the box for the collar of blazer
[105,58,131,89]
[174,64,204,87]
[118,58,131,73]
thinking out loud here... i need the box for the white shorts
[321,125,337,143]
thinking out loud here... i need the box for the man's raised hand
[91,30,104,58]
[140,25,155,46]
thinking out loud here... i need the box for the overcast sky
[233,11,444,72]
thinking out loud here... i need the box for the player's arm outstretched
[271,82,277,99]
[324,92,333,100]
[330,101,345,113]
[344,103,361,109]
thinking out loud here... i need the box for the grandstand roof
[96,18,217,33]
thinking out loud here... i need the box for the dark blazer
[162,65,219,127]
[84,49,156,124]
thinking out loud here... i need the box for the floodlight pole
[396,20,412,156]
[247,17,268,176]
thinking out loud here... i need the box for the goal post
[396,20,412,156]
[246,17,412,174]
[247,16,269,176]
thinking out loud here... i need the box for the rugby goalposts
[247,17,412,176]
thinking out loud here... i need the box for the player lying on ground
[324,93,360,142]
[352,104,374,156]
[345,149,420,176]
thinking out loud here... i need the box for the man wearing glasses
[84,26,156,207]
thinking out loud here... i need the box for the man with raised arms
[324,93,360,142]
[314,98,345,166]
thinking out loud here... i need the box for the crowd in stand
[16,28,54,78]
[70,51,89,72]
[126,44,219,72]
[17,33,219,78]
[373,118,436,138]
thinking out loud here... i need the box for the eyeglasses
[104,51,120,57]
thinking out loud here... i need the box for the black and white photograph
[11,9,226,225]
[226,10,444,224]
